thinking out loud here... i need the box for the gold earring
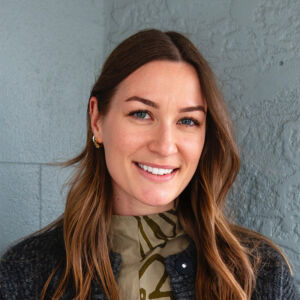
[92,135,101,149]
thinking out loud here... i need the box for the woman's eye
[178,118,200,127]
[129,110,151,120]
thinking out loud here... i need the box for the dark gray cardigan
[0,226,298,300]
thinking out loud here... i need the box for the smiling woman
[0,29,298,300]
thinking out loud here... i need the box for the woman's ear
[89,96,102,143]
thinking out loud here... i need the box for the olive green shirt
[108,210,190,300]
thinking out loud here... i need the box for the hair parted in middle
[41,29,265,300]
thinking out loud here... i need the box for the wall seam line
[0,161,50,166]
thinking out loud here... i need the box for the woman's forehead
[113,60,205,107]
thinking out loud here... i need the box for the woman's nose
[148,124,178,156]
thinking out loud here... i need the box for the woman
[0,29,298,300]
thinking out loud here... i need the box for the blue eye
[178,118,200,127]
[129,110,151,119]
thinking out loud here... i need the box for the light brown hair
[40,29,288,300]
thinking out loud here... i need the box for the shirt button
[175,258,192,275]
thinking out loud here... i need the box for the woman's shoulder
[0,225,64,299]
[251,241,298,299]
[1,224,64,264]
[235,227,299,299]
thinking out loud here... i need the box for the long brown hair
[40,29,287,300]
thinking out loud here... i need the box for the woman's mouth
[137,162,175,175]
[134,162,179,182]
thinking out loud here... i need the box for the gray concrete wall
[0,0,107,249]
[1,0,299,290]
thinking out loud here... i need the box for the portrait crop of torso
[0,1,299,300]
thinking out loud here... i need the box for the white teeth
[138,163,174,175]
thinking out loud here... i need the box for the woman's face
[90,60,206,216]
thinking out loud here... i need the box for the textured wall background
[0,0,107,248]
[0,0,299,291]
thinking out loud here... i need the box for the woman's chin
[137,197,175,213]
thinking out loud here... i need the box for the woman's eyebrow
[125,96,206,114]
[125,96,158,108]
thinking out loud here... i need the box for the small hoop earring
[92,135,101,149]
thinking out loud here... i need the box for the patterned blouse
[108,209,190,300]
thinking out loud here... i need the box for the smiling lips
[137,163,174,175]
[135,162,178,180]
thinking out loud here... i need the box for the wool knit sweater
[0,226,299,300]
